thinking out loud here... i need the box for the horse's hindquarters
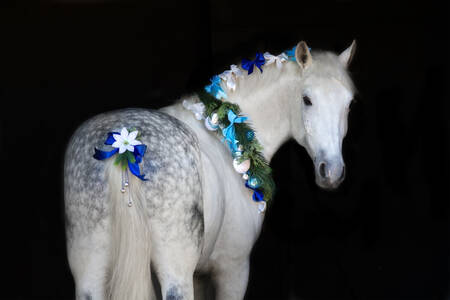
[64,108,206,300]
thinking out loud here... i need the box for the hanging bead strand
[121,168,126,193]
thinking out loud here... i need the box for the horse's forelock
[308,51,356,93]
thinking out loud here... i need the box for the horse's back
[64,108,204,242]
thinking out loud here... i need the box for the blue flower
[246,130,255,141]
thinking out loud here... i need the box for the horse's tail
[107,162,152,300]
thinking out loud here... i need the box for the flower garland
[195,90,275,213]
[184,47,298,213]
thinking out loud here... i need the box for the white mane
[223,57,302,101]
[222,50,355,101]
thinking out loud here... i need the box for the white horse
[64,40,356,300]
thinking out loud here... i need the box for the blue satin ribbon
[241,52,265,74]
[93,131,148,181]
[93,147,118,160]
[285,46,297,61]
[222,110,248,151]
[204,75,227,100]
[93,132,119,159]
[128,144,147,180]
[285,45,312,62]
[245,181,264,202]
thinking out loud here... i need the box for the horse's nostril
[319,162,327,178]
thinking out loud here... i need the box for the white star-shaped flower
[263,52,288,69]
[219,64,243,91]
[112,127,142,154]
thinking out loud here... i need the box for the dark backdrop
[3,0,449,299]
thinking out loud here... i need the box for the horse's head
[291,40,356,190]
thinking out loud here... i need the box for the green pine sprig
[197,90,276,203]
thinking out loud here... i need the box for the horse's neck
[225,62,302,161]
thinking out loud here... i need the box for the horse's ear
[295,41,313,70]
[339,40,356,67]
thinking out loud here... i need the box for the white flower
[112,127,142,154]
[219,64,243,91]
[263,52,288,69]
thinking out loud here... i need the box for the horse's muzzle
[314,159,346,190]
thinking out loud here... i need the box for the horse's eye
[303,95,312,106]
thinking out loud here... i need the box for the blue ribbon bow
[285,46,297,61]
[245,181,264,202]
[93,132,148,181]
[222,110,248,151]
[241,52,265,75]
[204,75,227,100]
[285,45,312,62]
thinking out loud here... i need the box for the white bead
[194,112,203,120]
[233,158,250,174]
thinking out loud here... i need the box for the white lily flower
[112,127,142,154]
[263,52,288,69]
[219,64,243,91]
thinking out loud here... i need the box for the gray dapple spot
[166,286,183,300]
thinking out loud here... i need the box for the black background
[3,0,449,299]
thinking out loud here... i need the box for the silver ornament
[248,176,260,189]
[210,113,219,125]
[204,116,219,131]
[232,150,243,158]
[233,158,250,174]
